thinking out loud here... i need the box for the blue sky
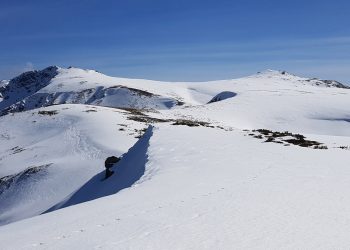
[1,0,350,83]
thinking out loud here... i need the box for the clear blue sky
[1,0,349,83]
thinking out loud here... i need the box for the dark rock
[104,156,121,179]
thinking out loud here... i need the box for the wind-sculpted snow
[48,126,153,211]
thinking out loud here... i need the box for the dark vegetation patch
[84,109,97,113]
[0,164,52,195]
[216,125,226,130]
[107,86,157,97]
[126,87,156,97]
[128,115,169,123]
[135,128,148,138]
[10,146,25,154]
[38,110,58,116]
[116,121,148,138]
[119,107,170,124]
[128,115,216,129]
[283,139,322,148]
[120,107,218,130]
[172,119,213,127]
[248,129,327,149]
[314,145,328,149]
[120,107,146,116]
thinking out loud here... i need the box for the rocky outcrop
[0,66,58,111]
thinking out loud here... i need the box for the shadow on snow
[46,126,153,213]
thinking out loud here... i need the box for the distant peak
[245,70,301,82]
[43,65,59,71]
[64,66,102,74]
[256,69,294,76]
[252,69,350,89]
[7,66,59,91]
[10,66,59,81]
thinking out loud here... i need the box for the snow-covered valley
[0,66,350,249]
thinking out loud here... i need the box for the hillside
[0,67,350,249]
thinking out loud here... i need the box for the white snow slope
[0,104,146,225]
[0,67,350,249]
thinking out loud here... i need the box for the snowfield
[0,67,350,249]
[0,104,146,225]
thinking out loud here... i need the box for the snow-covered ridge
[0,66,187,115]
[248,69,350,88]
[0,66,349,116]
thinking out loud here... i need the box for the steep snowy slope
[0,66,58,111]
[0,104,147,225]
[1,125,350,249]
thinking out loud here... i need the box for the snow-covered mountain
[0,66,58,112]
[0,67,350,249]
[0,66,187,116]
[1,67,348,116]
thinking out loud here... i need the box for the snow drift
[48,126,153,211]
